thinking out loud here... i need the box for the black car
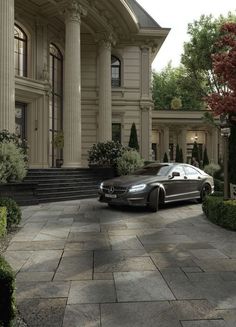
[98,163,214,212]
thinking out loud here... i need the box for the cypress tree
[179,148,183,163]
[203,147,209,167]
[163,152,168,162]
[192,141,200,164]
[128,123,139,151]
[175,144,180,162]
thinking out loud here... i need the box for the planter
[56,159,63,168]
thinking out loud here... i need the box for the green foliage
[182,13,236,96]
[203,147,209,167]
[229,125,236,184]
[0,130,28,162]
[128,123,139,151]
[179,148,184,163]
[88,141,127,168]
[214,178,224,192]
[0,198,21,230]
[117,149,144,176]
[204,163,221,177]
[0,141,27,184]
[53,130,64,149]
[0,256,16,327]
[175,144,180,162]
[152,64,205,110]
[202,195,236,230]
[163,152,168,162]
[0,207,7,238]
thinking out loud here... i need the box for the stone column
[141,105,151,160]
[181,128,187,163]
[98,39,112,142]
[163,126,169,161]
[63,1,86,167]
[0,0,15,132]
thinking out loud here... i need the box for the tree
[163,152,168,162]
[179,148,184,163]
[203,147,209,167]
[205,22,236,186]
[152,63,205,110]
[175,144,180,162]
[128,123,139,151]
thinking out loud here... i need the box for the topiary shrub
[128,123,139,151]
[0,256,16,327]
[0,141,27,184]
[214,178,224,192]
[0,207,7,238]
[88,141,127,168]
[202,195,236,230]
[0,198,21,230]
[117,149,144,176]
[163,152,168,162]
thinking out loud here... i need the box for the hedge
[202,195,236,230]
[0,198,21,230]
[0,208,7,238]
[0,256,16,327]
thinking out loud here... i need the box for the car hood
[102,174,165,187]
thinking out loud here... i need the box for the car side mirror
[169,171,180,179]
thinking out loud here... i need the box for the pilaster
[0,0,15,132]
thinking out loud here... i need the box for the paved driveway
[4,199,236,326]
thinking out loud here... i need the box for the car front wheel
[148,188,160,212]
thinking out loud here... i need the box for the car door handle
[184,176,188,179]
[198,176,201,179]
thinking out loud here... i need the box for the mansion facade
[0,0,220,169]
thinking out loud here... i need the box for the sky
[136,0,236,72]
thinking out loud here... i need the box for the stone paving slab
[114,271,175,301]
[3,199,236,326]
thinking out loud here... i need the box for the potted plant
[53,131,64,168]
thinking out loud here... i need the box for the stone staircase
[22,168,114,204]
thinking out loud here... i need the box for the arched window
[111,55,121,87]
[14,24,27,77]
[49,43,63,167]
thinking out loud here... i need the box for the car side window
[184,166,199,175]
[171,166,185,176]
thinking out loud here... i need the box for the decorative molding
[64,0,87,24]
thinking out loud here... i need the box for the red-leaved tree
[206,22,236,116]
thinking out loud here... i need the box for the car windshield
[133,165,171,176]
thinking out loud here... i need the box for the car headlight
[100,182,104,190]
[129,184,146,193]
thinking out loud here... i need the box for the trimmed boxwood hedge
[0,198,21,230]
[202,195,236,230]
[0,256,16,327]
[0,207,7,238]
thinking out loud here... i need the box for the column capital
[96,33,116,49]
[64,0,87,24]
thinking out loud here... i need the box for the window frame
[14,24,28,77]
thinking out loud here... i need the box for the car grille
[103,185,127,195]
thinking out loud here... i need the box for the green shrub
[117,149,144,175]
[202,195,236,230]
[203,163,221,177]
[214,178,224,192]
[0,198,21,230]
[0,129,28,162]
[163,152,168,162]
[0,207,7,238]
[128,123,139,151]
[0,141,27,184]
[0,256,16,327]
[88,141,127,168]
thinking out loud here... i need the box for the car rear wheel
[148,188,160,212]
[198,183,212,203]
